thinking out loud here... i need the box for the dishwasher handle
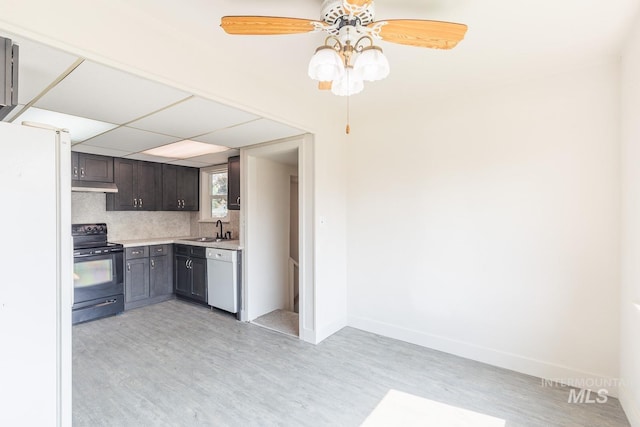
[206,248,236,262]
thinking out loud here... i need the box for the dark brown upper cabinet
[106,158,161,211]
[161,164,199,211]
[71,152,113,182]
[228,156,240,211]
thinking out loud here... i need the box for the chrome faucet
[216,219,224,239]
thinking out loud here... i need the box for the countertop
[113,237,242,250]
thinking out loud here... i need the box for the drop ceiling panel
[187,149,239,166]
[71,144,131,158]
[196,118,304,148]
[34,61,190,124]
[123,153,178,163]
[17,107,118,143]
[11,36,79,105]
[128,96,259,138]
[171,159,212,168]
[82,126,179,153]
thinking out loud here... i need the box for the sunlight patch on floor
[361,389,506,427]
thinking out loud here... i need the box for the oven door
[73,250,124,304]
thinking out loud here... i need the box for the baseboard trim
[348,315,620,397]
[300,327,316,344]
[315,317,348,344]
[619,384,640,426]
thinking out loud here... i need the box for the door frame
[239,134,316,343]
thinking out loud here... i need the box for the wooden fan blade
[369,19,468,49]
[221,16,322,35]
[344,0,373,7]
[318,81,332,91]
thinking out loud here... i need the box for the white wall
[0,0,349,341]
[245,156,293,320]
[347,63,622,390]
[620,12,640,425]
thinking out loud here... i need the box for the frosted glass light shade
[331,67,364,96]
[308,46,344,82]
[354,46,390,82]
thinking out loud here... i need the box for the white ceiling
[1,33,306,167]
[130,0,640,103]
[2,0,640,166]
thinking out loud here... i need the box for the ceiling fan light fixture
[221,0,467,131]
[331,66,364,96]
[308,45,344,82]
[354,45,390,82]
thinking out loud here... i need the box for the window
[200,165,228,222]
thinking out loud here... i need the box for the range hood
[71,180,118,193]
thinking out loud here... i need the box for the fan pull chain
[346,94,351,134]
[346,61,351,134]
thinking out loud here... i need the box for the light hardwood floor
[73,300,630,426]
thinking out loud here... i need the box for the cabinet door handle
[127,263,131,272]
[151,259,155,268]
[134,198,138,207]
[185,259,190,269]
[177,199,181,208]
[131,250,142,255]
[80,167,85,177]
[139,198,143,208]
[237,196,240,205]
[73,166,78,177]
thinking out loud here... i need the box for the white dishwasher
[206,248,239,313]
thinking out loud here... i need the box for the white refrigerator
[0,121,72,426]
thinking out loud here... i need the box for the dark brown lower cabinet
[174,244,207,304]
[124,245,173,310]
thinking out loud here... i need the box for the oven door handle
[95,299,118,308]
[74,253,99,259]
[74,249,123,258]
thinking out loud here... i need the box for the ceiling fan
[221,0,467,132]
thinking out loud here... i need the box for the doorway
[240,134,315,342]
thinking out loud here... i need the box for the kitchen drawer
[126,246,148,259]
[174,244,189,256]
[150,244,170,256]
[190,246,206,258]
[174,244,206,258]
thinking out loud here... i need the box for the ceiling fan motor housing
[321,0,375,30]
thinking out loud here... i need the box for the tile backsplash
[72,192,192,241]
[190,210,240,240]
[72,192,241,242]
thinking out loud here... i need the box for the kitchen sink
[184,237,223,242]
